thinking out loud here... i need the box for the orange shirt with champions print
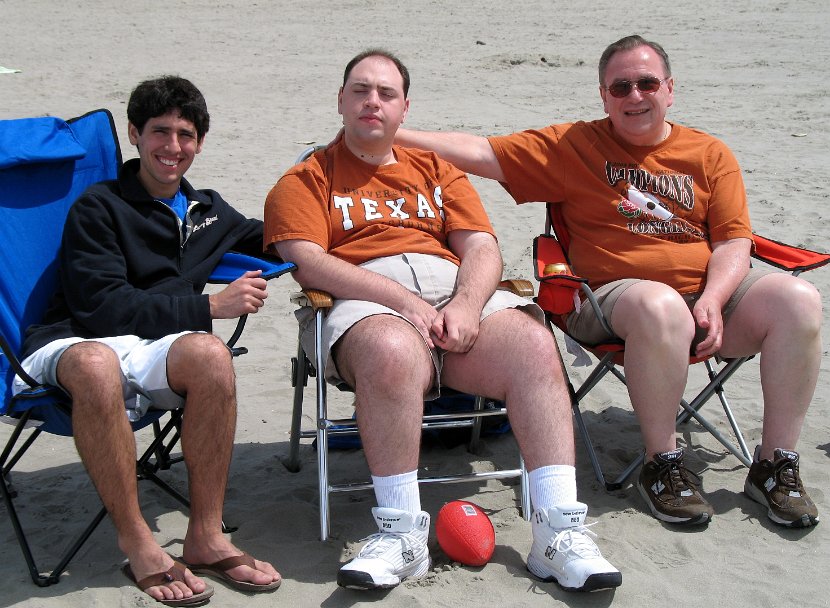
[489,118,754,294]
[264,139,495,265]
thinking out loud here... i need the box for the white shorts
[297,253,544,397]
[12,331,196,422]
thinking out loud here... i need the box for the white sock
[372,470,421,514]
[529,465,577,511]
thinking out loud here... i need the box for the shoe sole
[336,557,431,590]
[637,481,711,525]
[744,481,820,528]
[527,560,622,592]
[337,569,402,590]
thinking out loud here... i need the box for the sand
[1,0,829,606]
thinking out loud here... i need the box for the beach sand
[1,1,829,606]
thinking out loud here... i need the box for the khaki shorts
[565,267,772,347]
[297,253,544,398]
[12,331,196,421]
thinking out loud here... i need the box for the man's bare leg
[169,333,280,587]
[720,273,822,459]
[439,308,572,471]
[334,315,434,476]
[62,342,206,604]
[610,282,695,459]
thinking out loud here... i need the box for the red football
[435,500,495,566]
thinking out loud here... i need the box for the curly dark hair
[127,75,210,140]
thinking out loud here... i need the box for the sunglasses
[605,76,669,98]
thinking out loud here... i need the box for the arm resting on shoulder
[395,128,506,182]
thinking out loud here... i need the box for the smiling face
[338,54,409,164]
[599,45,674,146]
[128,111,203,199]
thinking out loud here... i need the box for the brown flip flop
[184,553,281,592]
[122,559,214,606]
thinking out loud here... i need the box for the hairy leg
[334,315,434,477]
[61,342,206,603]
[440,308,573,471]
[170,333,279,587]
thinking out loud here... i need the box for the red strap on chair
[752,233,830,273]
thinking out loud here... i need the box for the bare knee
[336,318,432,394]
[781,277,822,333]
[57,342,121,395]
[613,283,695,343]
[167,333,234,394]
[739,274,823,339]
[504,316,562,374]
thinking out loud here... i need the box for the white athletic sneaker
[337,507,431,590]
[527,502,622,592]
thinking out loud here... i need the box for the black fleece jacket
[22,158,264,358]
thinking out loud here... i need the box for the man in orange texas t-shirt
[264,49,622,593]
[396,35,821,531]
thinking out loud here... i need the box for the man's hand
[209,270,268,319]
[692,237,751,357]
[692,295,724,357]
[430,295,481,353]
[277,239,445,347]
[398,293,441,349]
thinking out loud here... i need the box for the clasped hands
[401,293,481,353]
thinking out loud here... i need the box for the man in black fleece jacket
[13,76,280,604]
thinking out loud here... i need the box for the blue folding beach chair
[0,109,295,586]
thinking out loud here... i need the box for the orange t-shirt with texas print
[264,139,495,265]
[489,118,754,294]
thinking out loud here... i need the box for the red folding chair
[534,204,830,490]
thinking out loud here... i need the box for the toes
[183,568,208,593]
[255,559,282,583]
[231,560,279,585]
[149,579,191,601]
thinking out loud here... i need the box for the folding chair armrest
[751,233,830,274]
[208,251,296,284]
[207,252,296,353]
[498,279,535,298]
[290,281,531,311]
[0,332,37,391]
[290,289,334,311]
[533,234,588,284]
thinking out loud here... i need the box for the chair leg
[1,412,110,586]
[519,456,531,520]
[39,507,108,587]
[2,424,42,480]
[575,352,755,491]
[468,395,485,453]
[572,352,616,403]
[569,352,619,489]
[286,335,309,473]
[675,358,752,467]
[704,358,752,462]
[313,308,332,541]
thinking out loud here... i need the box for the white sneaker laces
[548,521,602,559]
[356,531,409,558]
